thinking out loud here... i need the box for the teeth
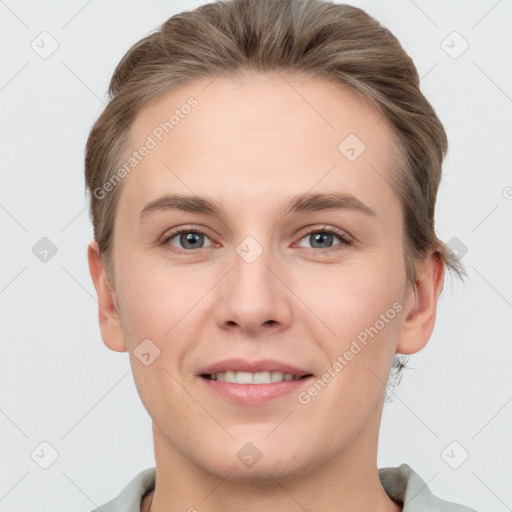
[209,371,301,384]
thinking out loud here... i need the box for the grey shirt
[91,463,477,511]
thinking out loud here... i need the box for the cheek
[129,354,196,444]
[115,262,194,336]
[294,258,405,399]
[295,259,403,338]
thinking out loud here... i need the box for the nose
[214,242,293,336]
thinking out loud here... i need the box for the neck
[146,417,402,512]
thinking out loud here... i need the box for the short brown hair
[85,0,465,289]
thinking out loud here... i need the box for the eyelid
[161,224,212,240]
[295,224,352,248]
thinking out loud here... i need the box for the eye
[296,226,352,250]
[162,228,214,252]
[160,225,351,254]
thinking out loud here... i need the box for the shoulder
[379,463,478,511]
[89,467,156,512]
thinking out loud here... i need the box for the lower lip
[199,376,313,405]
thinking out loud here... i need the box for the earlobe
[396,250,445,355]
[87,239,128,353]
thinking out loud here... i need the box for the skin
[88,71,444,512]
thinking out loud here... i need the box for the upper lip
[198,358,312,377]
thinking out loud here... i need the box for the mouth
[201,371,314,384]
[197,358,315,404]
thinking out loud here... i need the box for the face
[94,72,429,482]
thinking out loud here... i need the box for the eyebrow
[138,192,376,222]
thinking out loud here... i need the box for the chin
[195,440,312,483]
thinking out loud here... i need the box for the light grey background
[1,0,511,510]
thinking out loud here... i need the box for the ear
[87,239,127,353]
[396,249,445,355]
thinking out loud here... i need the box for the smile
[202,370,312,384]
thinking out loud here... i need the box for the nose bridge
[232,237,278,307]
[234,239,273,292]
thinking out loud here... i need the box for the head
[86,0,465,481]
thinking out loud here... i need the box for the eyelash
[161,225,352,255]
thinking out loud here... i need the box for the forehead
[118,72,402,220]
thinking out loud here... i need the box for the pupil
[311,232,332,248]
[181,232,203,249]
